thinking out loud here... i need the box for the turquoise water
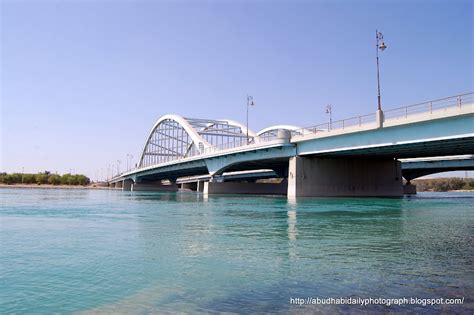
[0,188,473,313]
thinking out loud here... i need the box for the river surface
[0,188,473,313]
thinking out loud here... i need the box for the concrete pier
[197,181,204,192]
[287,156,403,197]
[131,182,179,192]
[180,182,198,191]
[203,181,287,195]
[403,183,417,194]
[123,179,133,191]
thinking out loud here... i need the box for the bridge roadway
[109,93,474,197]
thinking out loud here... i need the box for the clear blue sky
[1,0,472,180]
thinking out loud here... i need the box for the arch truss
[139,115,256,168]
[256,125,302,142]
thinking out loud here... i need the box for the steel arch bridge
[138,114,298,168]
[110,92,473,198]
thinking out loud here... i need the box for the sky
[1,0,472,180]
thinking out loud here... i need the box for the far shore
[0,183,111,190]
[0,183,473,193]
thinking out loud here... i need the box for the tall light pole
[246,95,255,144]
[126,154,134,172]
[325,104,332,130]
[376,30,387,111]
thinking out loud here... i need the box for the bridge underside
[403,167,474,181]
[136,165,209,182]
[305,136,474,159]
[402,157,474,181]
[214,157,290,176]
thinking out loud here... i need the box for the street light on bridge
[376,30,387,111]
[126,154,134,172]
[246,95,255,144]
[325,104,333,130]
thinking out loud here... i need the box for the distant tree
[60,174,71,185]
[11,173,22,183]
[3,174,14,184]
[467,179,474,189]
[449,178,465,190]
[35,173,48,185]
[413,178,474,192]
[23,174,36,184]
[48,174,61,185]
[0,172,92,186]
[76,175,90,185]
[69,175,78,185]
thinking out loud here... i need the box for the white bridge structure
[109,93,474,197]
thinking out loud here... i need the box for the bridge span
[109,93,474,197]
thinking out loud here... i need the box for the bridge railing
[292,113,376,137]
[292,92,473,138]
[201,135,283,155]
[383,92,472,121]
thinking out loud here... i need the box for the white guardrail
[291,92,473,137]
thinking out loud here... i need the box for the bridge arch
[138,114,210,168]
[139,115,256,168]
[256,125,301,142]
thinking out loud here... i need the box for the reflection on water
[0,189,473,313]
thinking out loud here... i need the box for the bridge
[109,92,474,197]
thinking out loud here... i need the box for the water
[1,188,473,313]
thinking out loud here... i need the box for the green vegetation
[0,172,90,186]
[413,177,474,192]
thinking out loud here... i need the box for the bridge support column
[197,181,204,192]
[180,182,197,191]
[203,181,287,195]
[123,179,133,191]
[287,156,403,197]
[131,182,178,192]
[403,182,417,194]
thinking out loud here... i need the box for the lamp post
[246,95,255,144]
[126,154,134,171]
[325,104,332,130]
[376,30,387,111]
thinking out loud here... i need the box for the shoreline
[0,184,111,190]
[0,184,473,193]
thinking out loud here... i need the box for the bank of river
[0,184,107,190]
